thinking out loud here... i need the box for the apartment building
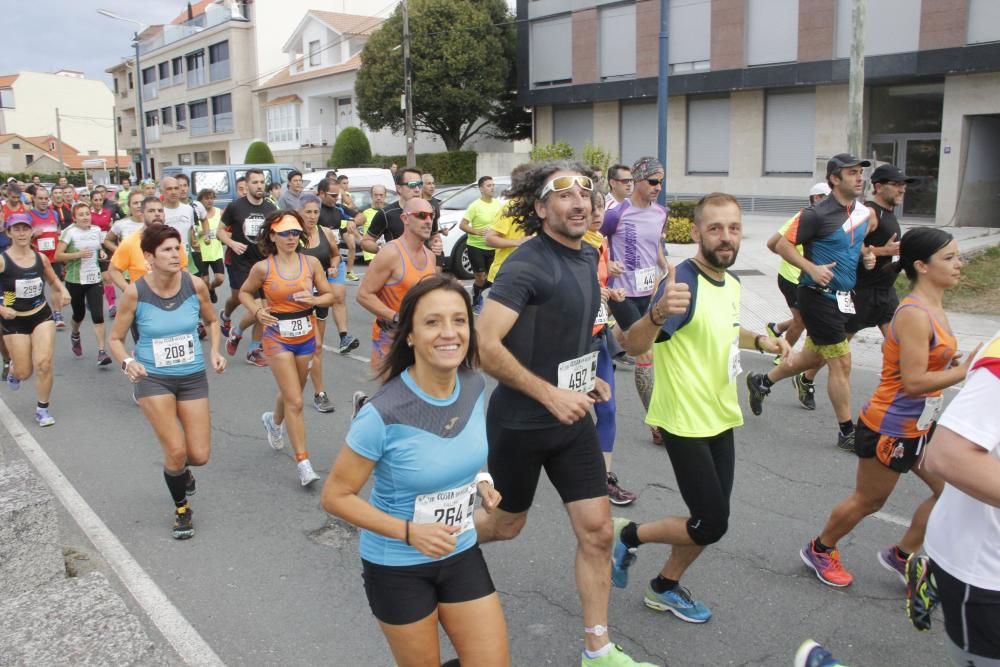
[519,0,1000,226]
[108,0,256,179]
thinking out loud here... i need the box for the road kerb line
[872,511,910,528]
[0,398,224,667]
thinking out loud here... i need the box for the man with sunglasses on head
[475,161,669,667]
[605,164,634,211]
[601,156,671,446]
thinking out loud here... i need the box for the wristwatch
[121,357,134,372]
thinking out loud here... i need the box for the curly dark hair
[257,210,304,257]
[503,160,593,236]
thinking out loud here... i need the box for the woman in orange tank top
[239,211,334,487]
[800,228,982,590]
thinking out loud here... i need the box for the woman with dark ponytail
[800,227,982,590]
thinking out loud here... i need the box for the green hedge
[1,170,90,186]
[329,127,373,168]
[664,200,698,244]
[372,151,477,184]
[244,141,275,164]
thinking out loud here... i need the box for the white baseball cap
[809,182,831,197]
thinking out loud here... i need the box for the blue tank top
[134,272,205,376]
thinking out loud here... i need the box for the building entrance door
[869,134,940,217]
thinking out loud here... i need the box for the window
[179,153,192,165]
[669,0,711,73]
[764,90,816,175]
[212,94,232,133]
[308,40,321,66]
[157,61,170,86]
[746,0,798,66]
[49,141,56,150]
[141,66,157,100]
[186,50,205,87]
[968,0,1000,44]
[116,116,122,134]
[25,154,34,166]
[552,105,594,157]
[0,88,12,108]
[208,41,230,81]
[171,57,184,85]
[530,16,572,87]
[686,96,730,174]
[266,103,301,142]
[113,77,119,94]
[619,102,658,165]
[161,106,173,130]
[175,104,187,130]
[189,99,209,136]
[193,169,229,193]
[11,143,19,149]
[194,151,210,165]
[144,110,159,127]
[599,5,636,80]
[127,72,133,89]
[835,0,920,57]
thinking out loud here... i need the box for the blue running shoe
[7,362,20,391]
[611,517,637,589]
[643,583,712,623]
[794,639,848,667]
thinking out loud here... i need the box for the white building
[0,71,121,157]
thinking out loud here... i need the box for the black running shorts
[931,560,1000,660]
[845,286,899,334]
[797,286,850,347]
[854,419,933,474]
[777,275,799,310]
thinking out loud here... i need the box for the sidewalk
[665,214,1000,371]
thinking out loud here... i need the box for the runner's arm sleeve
[487,255,541,313]
[600,202,623,236]
[784,208,818,245]
[653,263,699,342]
[366,209,387,239]
[346,403,387,462]
[937,365,1000,450]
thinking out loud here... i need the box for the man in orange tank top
[356,198,438,371]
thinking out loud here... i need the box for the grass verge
[895,246,1000,315]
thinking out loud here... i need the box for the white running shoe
[297,459,321,486]
[262,411,285,450]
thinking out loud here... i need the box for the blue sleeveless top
[134,272,204,376]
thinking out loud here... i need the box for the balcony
[142,82,158,101]
[187,67,205,88]
[146,125,160,142]
[209,60,230,82]
[212,112,233,133]
[266,125,336,147]
[189,116,210,137]
[138,5,248,55]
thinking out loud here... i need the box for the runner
[277,170,305,211]
[299,194,358,413]
[746,153,878,451]
[474,161,655,667]
[54,202,111,365]
[323,177,362,282]
[459,176,503,314]
[104,191,147,252]
[0,213,71,426]
[918,329,1000,666]
[266,182,282,207]
[800,228,972,588]
[602,157,670,446]
[108,223,225,539]
[322,274,508,667]
[27,187,68,329]
[217,168,277,367]
[359,184,387,263]
[50,187,73,229]
[485,164,534,284]
[605,164,633,210]
[611,193,788,624]
[362,167,441,259]
[240,211,334,486]
[115,177,133,214]
[357,198,438,372]
[141,179,157,199]
[87,189,119,319]
[192,188,225,304]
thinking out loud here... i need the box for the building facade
[519,0,1000,225]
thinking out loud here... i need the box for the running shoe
[70,333,83,357]
[836,429,856,452]
[185,469,196,496]
[643,583,712,623]
[297,459,321,486]
[209,287,218,304]
[338,334,360,354]
[650,426,663,446]
[905,554,938,632]
[262,411,285,450]
[97,350,112,366]
[197,323,207,340]
[581,644,658,667]
[607,473,637,506]
[766,322,782,338]
[108,305,117,319]
[246,348,267,367]
[53,311,66,330]
[172,505,194,540]
[219,311,231,338]
[745,372,770,416]
[794,640,847,667]
[345,271,360,282]
[611,517,638,589]
[35,407,55,427]
[877,545,907,584]
[313,392,335,414]
[1,358,9,381]
[793,373,816,410]
[352,391,368,419]
[800,539,853,587]
[226,330,242,356]
[8,364,20,392]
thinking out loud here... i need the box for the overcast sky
[4,1,182,86]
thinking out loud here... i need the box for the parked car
[429,184,463,202]
[302,167,395,196]
[160,163,297,208]
[437,177,512,279]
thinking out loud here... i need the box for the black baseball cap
[870,164,917,184]
[826,153,871,177]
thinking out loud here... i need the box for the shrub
[328,127,373,168]
[530,141,574,161]
[581,143,614,180]
[244,141,275,164]
[664,216,694,243]
[1,170,87,186]
[667,200,696,220]
[372,151,477,184]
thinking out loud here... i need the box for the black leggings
[659,428,735,546]
[67,282,104,325]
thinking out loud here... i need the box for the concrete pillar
[593,101,621,161]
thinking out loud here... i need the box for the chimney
[187,2,194,22]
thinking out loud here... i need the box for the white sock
[583,643,612,659]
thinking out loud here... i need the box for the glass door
[901,138,940,217]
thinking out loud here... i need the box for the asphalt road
[0,276,953,666]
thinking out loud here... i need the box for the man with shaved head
[356,196,439,370]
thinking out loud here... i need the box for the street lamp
[98,9,149,180]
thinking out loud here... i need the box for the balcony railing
[267,125,336,146]
[189,116,210,137]
[138,5,246,55]
[146,125,160,142]
[212,112,233,133]
[142,82,158,101]
[209,60,230,82]
[187,67,205,88]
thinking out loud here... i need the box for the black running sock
[839,420,855,436]
[164,468,189,507]
[620,522,642,549]
[760,374,774,388]
[895,546,911,560]
[37,401,49,409]
[651,575,679,594]
[339,331,348,340]
[814,537,834,553]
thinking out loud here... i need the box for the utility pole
[656,0,670,205]
[112,106,120,183]
[55,108,65,175]
[402,0,415,166]
[134,35,149,179]
[847,0,865,158]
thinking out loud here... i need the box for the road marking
[873,511,910,528]
[0,399,224,667]
[322,344,370,366]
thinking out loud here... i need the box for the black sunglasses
[646,178,662,186]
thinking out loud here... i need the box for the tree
[244,141,275,164]
[356,0,530,151]
[329,127,373,168]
